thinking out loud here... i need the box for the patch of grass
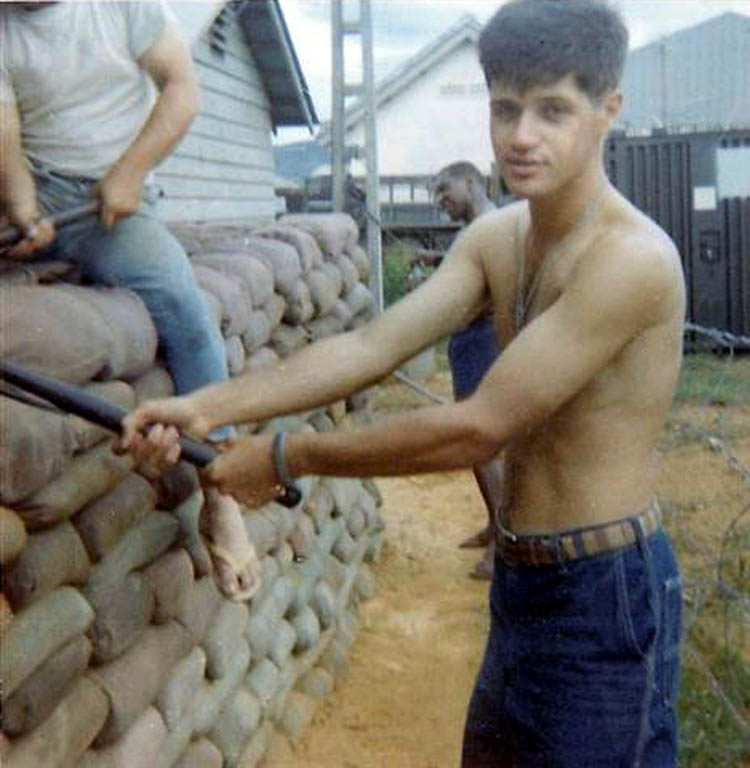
[676,354,750,406]
[383,242,416,307]
[678,648,750,767]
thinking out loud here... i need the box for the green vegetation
[382,242,415,307]
[676,352,750,406]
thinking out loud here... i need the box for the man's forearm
[113,79,197,180]
[190,328,403,430]
[286,400,503,479]
[0,105,38,224]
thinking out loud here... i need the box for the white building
[157,0,316,222]
[319,15,492,203]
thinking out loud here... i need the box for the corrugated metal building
[156,0,317,223]
[619,12,750,132]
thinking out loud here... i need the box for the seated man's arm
[98,22,199,229]
[0,95,54,256]
[122,224,491,450]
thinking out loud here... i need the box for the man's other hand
[203,434,281,508]
[97,166,143,229]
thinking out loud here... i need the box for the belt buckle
[496,521,518,543]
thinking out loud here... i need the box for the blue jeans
[462,528,682,767]
[32,162,232,439]
[448,314,499,400]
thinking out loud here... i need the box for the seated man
[123,1,685,764]
[433,161,504,579]
[0,1,258,601]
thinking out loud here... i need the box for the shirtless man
[0,1,258,602]
[433,161,504,579]
[123,1,685,764]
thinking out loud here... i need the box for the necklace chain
[515,189,604,332]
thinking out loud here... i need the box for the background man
[123,1,685,764]
[0,1,258,601]
[432,161,503,579]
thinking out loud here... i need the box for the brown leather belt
[496,501,662,567]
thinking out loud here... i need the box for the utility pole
[330,0,383,312]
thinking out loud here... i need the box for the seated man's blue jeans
[33,162,232,440]
[462,528,682,767]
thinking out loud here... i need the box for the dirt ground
[266,370,750,768]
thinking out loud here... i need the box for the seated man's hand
[3,215,55,260]
[97,165,143,229]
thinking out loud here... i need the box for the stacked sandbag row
[0,213,384,767]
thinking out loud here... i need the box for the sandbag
[192,640,251,736]
[318,259,344,296]
[174,738,223,768]
[1,586,94,698]
[0,592,13,635]
[86,512,180,593]
[130,365,175,403]
[241,310,272,354]
[194,253,274,308]
[305,314,344,342]
[69,381,136,452]
[346,244,370,281]
[3,677,108,768]
[262,293,286,329]
[305,268,339,316]
[244,236,302,295]
[282,278,315,325]
[344,281,375,316]
[89,621,193,747]
[251,224,323,271]
[141,548,194,624]
[331,297,354,328]
[279,690,316,745]
[0,395,79,505]
[175,575,222,644]
[73,473,157,561]
[279,213,359,257]
[330,254,359,293]
[207,688,261,765]
[155,646,206,730]
[225,334,246,376]
[0,258,76,286]
[0,506,27,564]
[193,264,253,336]
[57,285,157,380]
[0,284,111,383]
[202,600,249,680]
[16,442,134,530]
[5,521,91,609]
[270,324,309,357]
[1,634,92,736]
[85,572,155,663]
[77,706,168,768]
[244,346,280,374]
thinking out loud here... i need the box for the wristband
[271,432,301,507]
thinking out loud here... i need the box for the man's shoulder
[580,204,685,326]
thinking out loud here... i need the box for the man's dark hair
[432,161,486,190]
[478,0,628,101]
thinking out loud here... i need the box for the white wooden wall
[156,5,279,223]
[347,41,494,179]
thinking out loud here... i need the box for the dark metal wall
[606,129,750,337]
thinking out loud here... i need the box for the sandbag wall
[0,212,384,767]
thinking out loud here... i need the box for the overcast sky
[276,0,750,143]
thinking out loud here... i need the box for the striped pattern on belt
[496,501,662,567]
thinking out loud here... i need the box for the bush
[382,242,416,307]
